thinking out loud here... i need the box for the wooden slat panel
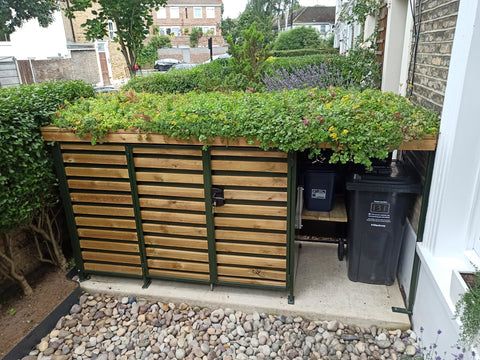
[78,228,137,241]
[65,167,129,179]
[75,217,136,229]
[140,198,205,211]
[211,149,287,158]
[144,236,208,249]
[63,153,126,165]
[224,189,287,202]
[302,196,348,223]
[73,205,134,217]
[84,262,142,275]
[70,193,132,205]
[217,266,285,281]
[82,251,141,264]
[135,158,203,170]
[133,147,202,156]
[212,175,287,188]
[212,160,287,173]
[146,248,209,262]
[138,185,204,198]
[216,242,286,256]
[80,240,139,253]
[214,204,287,217]
[218,276,285,287]
[216,254,286,269]
[143,223,207,237]
[61,144,124,151]
[136,172,203,184]
[141,210,206,224]
[148,259,209,273]
[215,217,287,231]
[215,230,286,244]
[149,269,209,280]
[68,180,131,192]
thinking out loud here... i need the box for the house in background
[280,6,336,38]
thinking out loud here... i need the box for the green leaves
[0,0,58,35]
[273,27,325,51]
[53,88,439,168]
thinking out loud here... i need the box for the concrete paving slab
[81,242,410,329]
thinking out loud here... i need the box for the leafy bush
[272,48,338,57]
[456,271,480,347]
[273,27,324,51]
[53,88,438,168]
[189,27,203,48]
[137,34,171,68]
[0,81,95,232]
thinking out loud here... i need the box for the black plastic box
[304,169,336,211]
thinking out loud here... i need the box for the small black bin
[304,169,336,211]
[346,162,421,285]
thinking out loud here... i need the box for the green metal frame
[286,152,297,304]
[53,142,87,280]
[125,145,151,288]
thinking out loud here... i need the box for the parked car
[154,58,180,72]
[169,63,198,71]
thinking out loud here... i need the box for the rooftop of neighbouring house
[293,6,336,24]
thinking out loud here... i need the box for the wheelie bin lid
[346,162,421,193]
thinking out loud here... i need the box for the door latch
[212,187,225,207]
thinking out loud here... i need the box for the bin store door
[347,191,411,285]
[210,147,289,289]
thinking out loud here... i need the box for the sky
[222,0,336,19]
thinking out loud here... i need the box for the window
[107,20,117,40]
[156,7,167,19]
[170,6,179,19]
[201,26,216,35]
[320,24,327,33]
[193,7,202,19]
[206,7,215,19]
[159,26,181,36]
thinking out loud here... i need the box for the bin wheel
[338,239,346,261]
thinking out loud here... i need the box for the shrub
[189,27,203,48]
[456,271,480,347]
[273,27,323,51]
[53,88,438,169]
[272,48,338,57]
[137,35,172,68]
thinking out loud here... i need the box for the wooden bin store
[42,127,437,304]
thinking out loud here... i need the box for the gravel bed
[24,293,419,360]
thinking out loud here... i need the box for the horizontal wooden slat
[134,158,203,170]
[149,269,209,280]
[216,254,286,269]
[146,248,209,262]
[84,262,142,275]
[73,205,134,217]
[136,172,203,184]
[61,144,124,152]
[215,230,286,244]
[302,196,348,223]
[80,240,139,253]
[218,275,285,287]
[144,236,207,249]
[212,160,287,173]
[143,223,207,237]
[138,185,204,198]
[140,198,205,211]
[215,217,287,231]
[68,179,131,192]
[65,167,129,179]
[75,217,136,229]
[70,193,132,205]
[148,259,209,273]
[63,153,127,165]
[78,228,137,241]
[224,189,287,202]
[82,251,141,264]
[216,242,286,256]
[133,147,202,156]
[214,204,287,217]
[141,210,206,224]
[217,266,285,281]
[212,175,287,188]
[211,149,287,158]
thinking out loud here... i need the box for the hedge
[271,48,338,57]
[52,88,438,168]
[0,81,95,232]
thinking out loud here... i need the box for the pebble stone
[25,292,421,360]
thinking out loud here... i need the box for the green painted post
[52,143,86,280]
[125,145,151,288]
[202,149,218,288]
[286,151,297,304]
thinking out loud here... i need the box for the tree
[0,0,58,36]
[189,27,203,48]
[273,26,322,50]
[65,0,167,76]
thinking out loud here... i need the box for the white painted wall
[0,11,69,60]
[397,221,416,300]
